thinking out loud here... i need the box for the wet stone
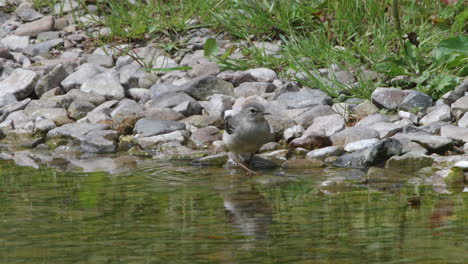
[134,118,186,137]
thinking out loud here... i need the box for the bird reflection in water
[217,175,273,249]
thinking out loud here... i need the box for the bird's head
[241,102,270,121]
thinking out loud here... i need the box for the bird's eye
[250,108,255,113]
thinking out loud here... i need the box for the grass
[35,0,467,100]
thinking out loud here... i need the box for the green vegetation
[34,0,467,99]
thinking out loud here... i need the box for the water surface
[1,159,467,264]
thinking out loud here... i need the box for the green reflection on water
[0,160,467,264]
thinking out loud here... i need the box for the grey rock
[47,122,109,140]
[14,16,54,36]
[333,138,403,168]
[34,64,68,98]
[34,117,56,133]
[234,82,276,97]
[138,130,190,149]
[259,142,283,152]
[181,114,223,128]
[274,82,300,98]
[146,92,196,109]
[354,100,379,116]
[371,87,408,110]
[61,63,105,91]
[128,88,149,101]
[68,100,95,120]
[173,100,203,116]
[283,125,304,142]
[306,146,344,160]
[385,151,434,172]
[305,114,345,137]
[189,126,222,149]
[454,79,468,96]
[110,99,144,134]
[37,31,60,41]
[355,113,391,127]
[453,161,468,171]
[441,91,461,105]
[2,110,34,132]
[81,70,125,100]
[398,90,432,112]
[148,82,186,98]
[151,55,178,70]
[134,118,185,137]
[331,70,355,87]
[183,75,234,100]
[13,151,39,169]
[31,108,72,126]
[118,64,144,88]
[193,153,229,166]
[86,100,118,124]
[15,2,43,22]
[204,94,235,118]
[451,96,468,119]
[0,47,14,60]
[288,130,330,150]
[84,54,114,68]
[253,41,281,55]
[330,127,380,147]
[393,133,453,153]
[188,61,220,77]
[217,70,256,86]
[294,105,336,127]
[54,0,79,14]
[368,122,402,138]
[440,125,468,142]
[144,107,184,121]
[0,98,31,123]
[79,130,118,153]
[67,89,106,106]
[398,110,418,124]
[344,138,380,152]
[0,35,29,51]
[24,38,63,56]
[459,112,468,128]
[0,68,38,100]
[277,88,332,109]
[0,93,17,108]
[247,68,277,82]
[420,121,448,134]
[419,105,451,125]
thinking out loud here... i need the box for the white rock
[1,35,29,51]
[344,138,380,152]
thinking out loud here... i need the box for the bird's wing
[224,115,240,135]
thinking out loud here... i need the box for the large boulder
[0,69,38,100]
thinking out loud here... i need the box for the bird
[223,102,274,174]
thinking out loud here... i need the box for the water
[1,158,467,264]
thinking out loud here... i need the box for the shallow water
[1,158,467,264]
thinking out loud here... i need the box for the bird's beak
[263,112,271,115]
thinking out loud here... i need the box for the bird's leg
[232,153,258,175]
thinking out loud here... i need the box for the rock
[217,70,256,86]
[84,54,114,68]
[151,55,178,70]
[354,99,379,117]
[454,79,468,96]
[318,177,354,195]
[31,108,72,126]
[305,114,345,137]
[189,126,222,149]
[181,115,222,128]
[398,110,418,124]
[0,69,38,100]
[173,100,203,116]
[14,16,54,36]
[204,94,235,118]
[247,68,277,82]
[133,118,185,137]
[80,70,125,100]
[193,153,228,166]
[0,35,29,51]
[258,149,290,162]
[110,99,144,134]
[86,100,118,124]
[37,31,60,41]
[398,90,432,112]
[0,98,31,123]
[276,88,332,109]
[344,138,380,152]
[385,151,434,172]
[0,93,17,108]
[144,107,184,120]
[333,138,403,168]
[419,105,451,125]
[15,2,43,22]
[288,130,330,150]
[368,122,402,138]
[66,89,106,106]
[355,113,391,127]
[451,96,468,119]
[183,76,234,100]
[253,41,281,55]
[188,61,220,77]
[330,127,379,146]
[453,161,468,171]
[68,100,95,120]
[34,117,56,133]
[440,125,468,142]
[294,105,336,127]
[459,112,468,128]
[47,122,108,140]
[393,133,453,153]
[234,82,276,97]
[34,64,68,98]
[24,38,63,56]
[146,92,196,109]
[283,125,304,142]
[259,142,283,152]
[306,146,344,160]
[419,121,448,134]
[138,130,190,149]
[61,63,105,91]
[0,47,14,60]
[118,63,144,88]
[13,151,39,169]
[128,88,148,101]
[371,87,408,110]
[282,158,325,169]
[78,130,118,153]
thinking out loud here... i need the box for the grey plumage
[223,102,273,173]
